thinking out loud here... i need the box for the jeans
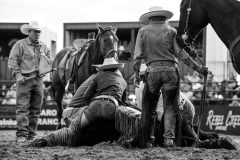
[179,98,197,146]
[84,99,116,122]
[145,70,179,140]
[16,78,43,137]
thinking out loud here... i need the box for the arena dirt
[1,131,240,160]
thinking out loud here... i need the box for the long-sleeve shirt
[8,37,51,78]
[83,70,127,105]
[133,21,200,74]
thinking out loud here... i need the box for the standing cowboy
[133,6,208,147]
[8,21,52,143]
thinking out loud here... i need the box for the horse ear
[112,26,117,34]
[97,24,105,33]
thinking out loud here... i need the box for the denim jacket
[133,21,189,73]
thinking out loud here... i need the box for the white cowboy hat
[20,21,42,35]
[139,6,173,25]
[93,57,124,70]
[139,63,147,76]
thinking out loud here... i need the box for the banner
[0,104,66,130]
[193,100,240,135]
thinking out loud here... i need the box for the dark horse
[177,0,240,74]
[51,24,119,128]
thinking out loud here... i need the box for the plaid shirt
[8,37,51,78]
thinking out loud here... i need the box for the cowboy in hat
[64,57,125,122]
[20,21,42,35]
[8,21,52,144]
[133,6,208,148]
[28,57,127,147]
[139,6,173,25]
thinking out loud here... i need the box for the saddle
[58,40,93,86]
[58,47,79,85]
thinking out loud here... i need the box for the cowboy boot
[146,115,157,148]
[219,136,239,150]
[198,136,239,150]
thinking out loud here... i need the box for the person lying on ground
[126,91,239,150]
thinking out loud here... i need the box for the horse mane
[86,36,103,75]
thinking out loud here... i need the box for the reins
[181,0,208,147]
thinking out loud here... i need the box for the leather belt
[147,61,177,72]
[94,95,119,107]
[148,61,177,67]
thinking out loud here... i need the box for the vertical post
[196,75,207,146]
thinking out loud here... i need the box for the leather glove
[134,74,141,88]
[16,75,25,84]
[197,66,208,77]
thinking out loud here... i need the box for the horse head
[177,0,209,52]
[96,24,119,60]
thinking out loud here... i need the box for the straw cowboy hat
[93,57,124,70]
[139,6,173,25]
[20,21,42,35]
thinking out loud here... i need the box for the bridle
[181,0,204,65]
[98,28,119,59]
[181,0,196,51]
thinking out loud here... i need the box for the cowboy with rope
[8,21,52,144]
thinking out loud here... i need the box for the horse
[177,0,240,74]
[50,24,119,129]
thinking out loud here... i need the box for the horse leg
[54,85,65,130]
[51,71,65,130]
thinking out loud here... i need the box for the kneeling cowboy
[28,57,127,147]
[82,57,127,127]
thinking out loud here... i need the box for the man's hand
[198,66,208,77]
[16,76,25,84]
[37,74,45,78]
[134,74,141,88]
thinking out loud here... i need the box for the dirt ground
[1,130,240,160]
